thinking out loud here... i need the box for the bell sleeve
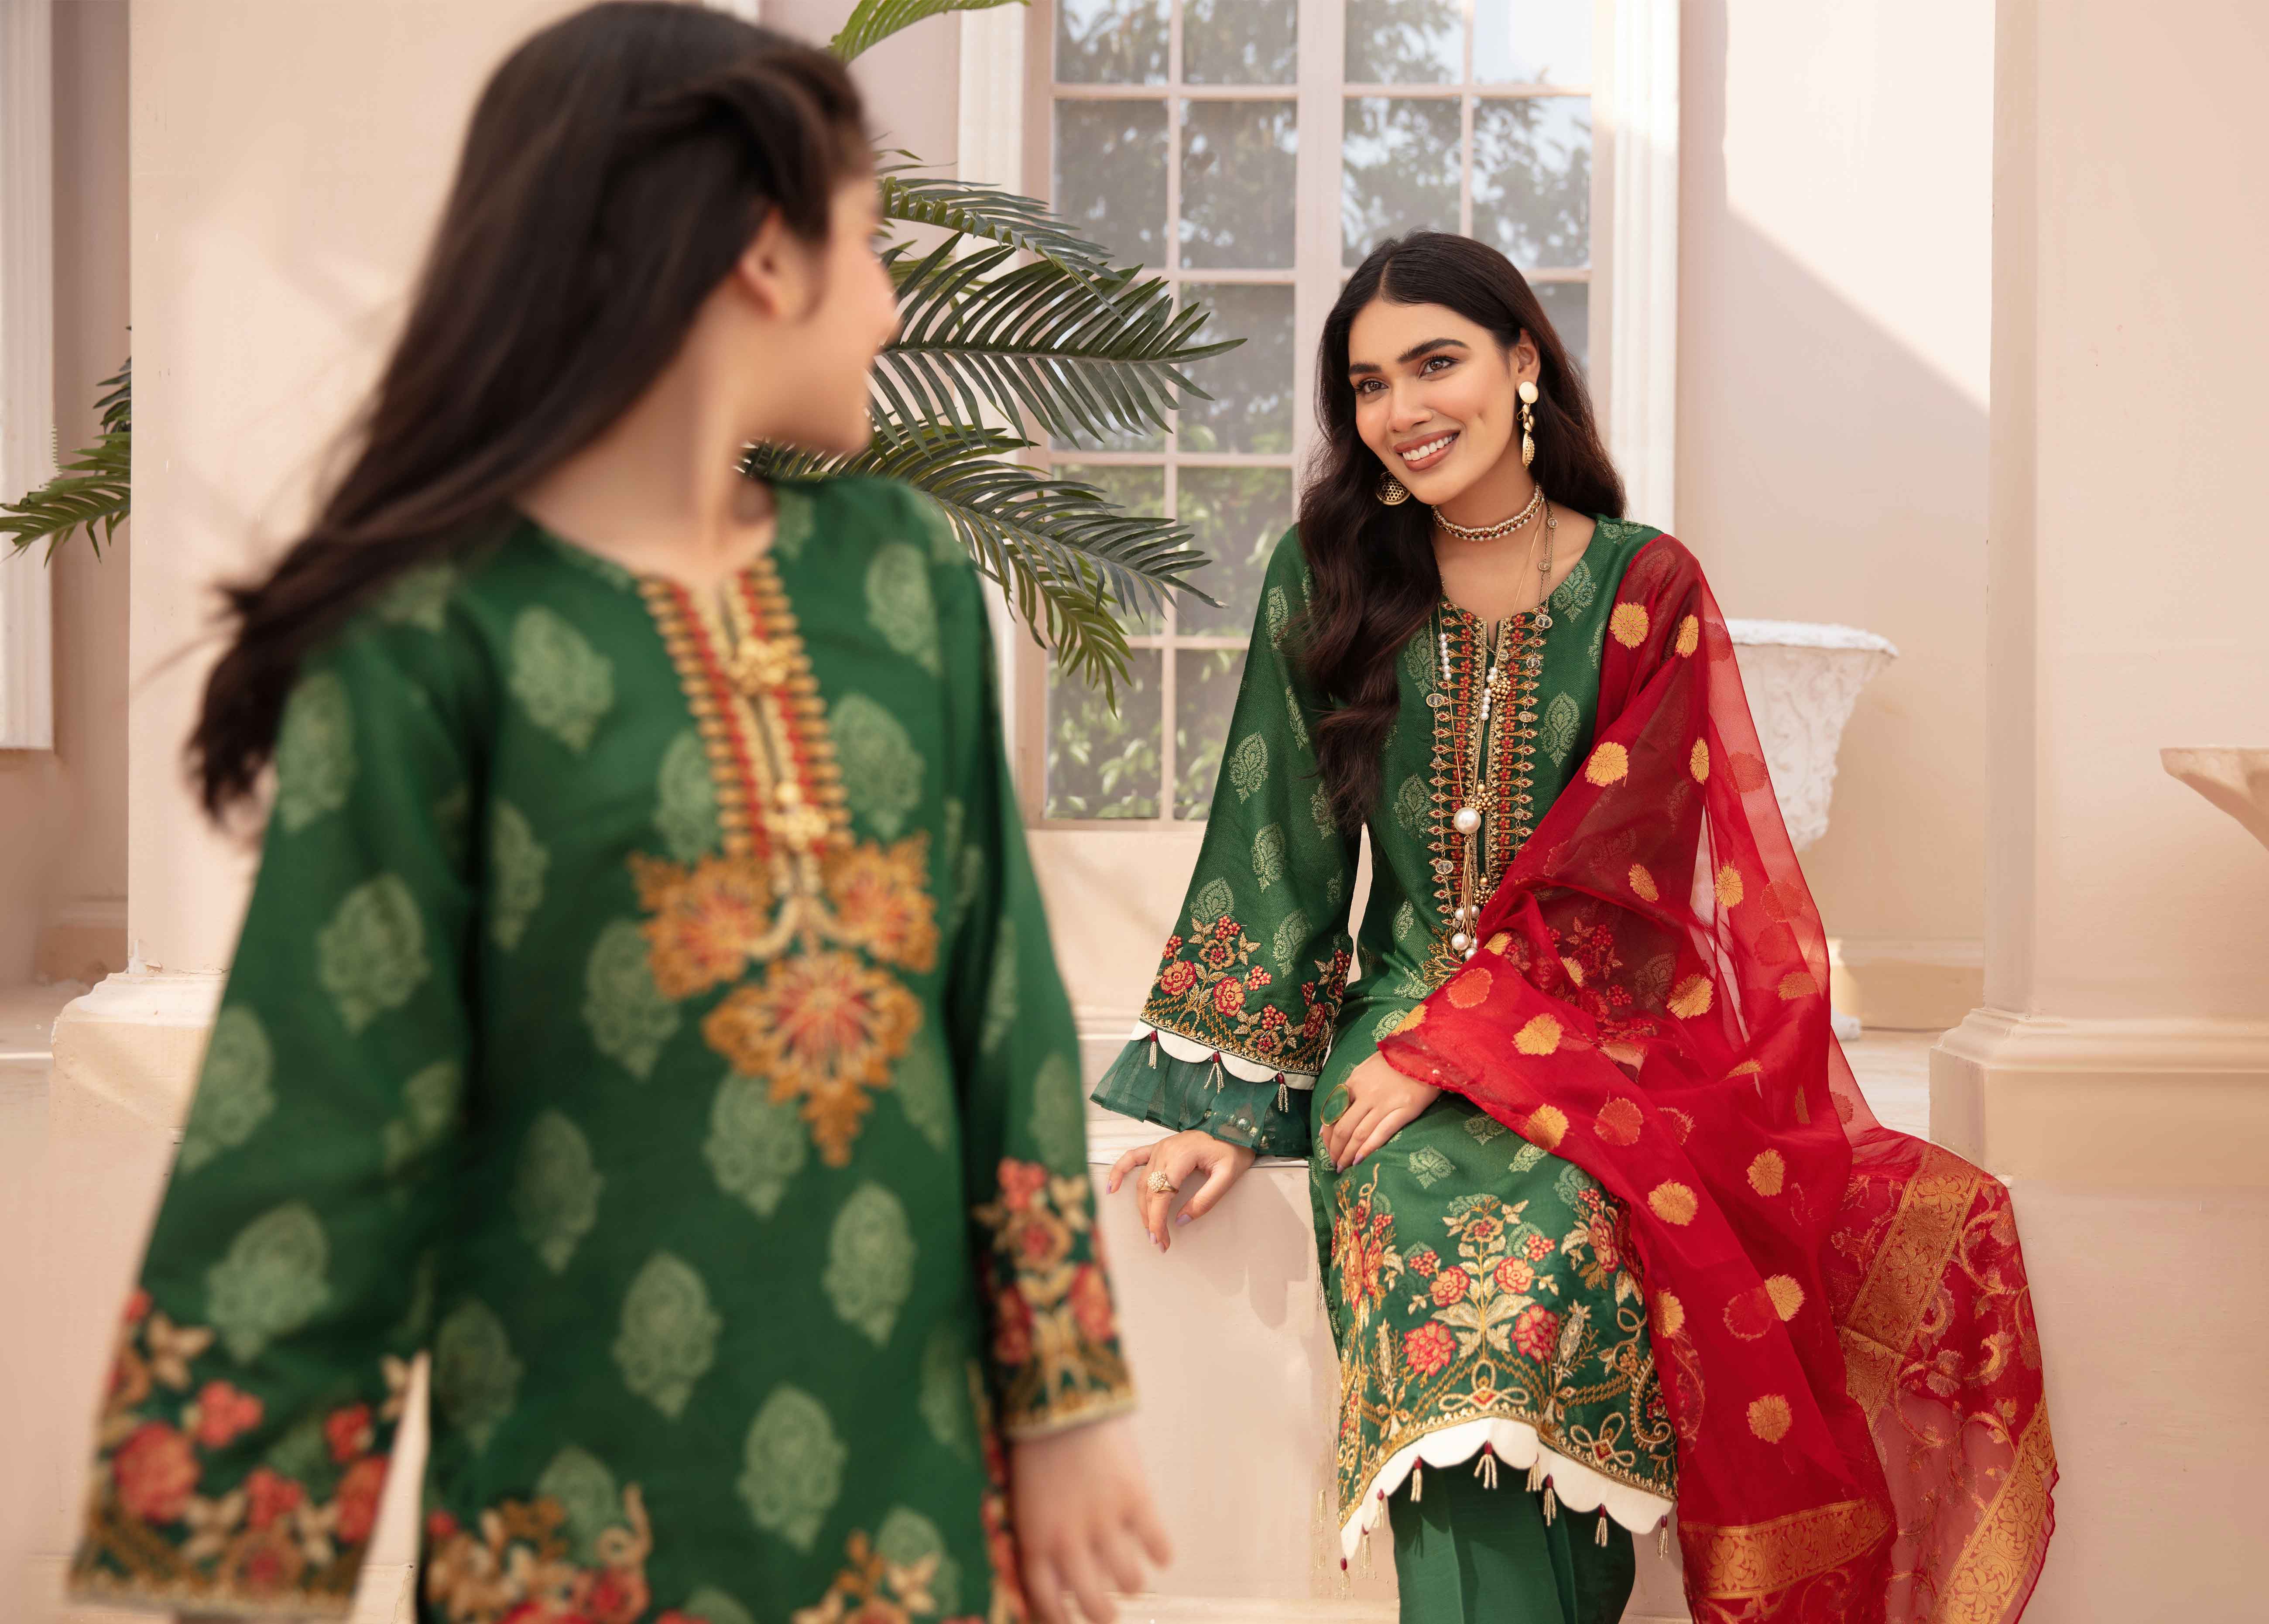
[1089,531,1357,1160]
[68,608,484,1619]
[929,524,1136,1441]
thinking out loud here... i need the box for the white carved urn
[1727,621,1899,1038]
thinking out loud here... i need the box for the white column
[1932,2,2269,1617]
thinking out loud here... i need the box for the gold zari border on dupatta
[1680,1495,1895,1600]
[1837,1144,1982,1419]
[1938,1409,2057,1622]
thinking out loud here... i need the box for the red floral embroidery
[190,1382,262,1449]
[1408,1248,1440,1279]
[1142,909,1349,1077]
[244,1468,303,1531]
[1430,1266,1471,1307]
[972,1159,1131,1435]
[1070,1265,1115,1345]
[1158,961,1197,996]
[1524,1231,1557,1261]
[332,1456,390,1546]
[1211,978,1246,1016]
[1403,1322,1457,1376]
[992,1287,1035,1368]
[998,1160,1049,1213]
[325,1402,373,1464]
[113,1422,199,1524]
[1512,1304,1563,1361]
[1494,1256,1536,1294]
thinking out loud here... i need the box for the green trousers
[1387,1463,1636,1624]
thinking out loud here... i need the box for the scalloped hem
[1133,1022,1319,1088]
[1338,1416,1674,1562]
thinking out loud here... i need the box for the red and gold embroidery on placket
[636,557,936,1166]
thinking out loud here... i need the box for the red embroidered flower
[998,1158,1050,1213]
[1512,1304,1563,1361]
[585,1562,650,1624]
[1159,961,1198,997]
[192,1380,264,1449]
[244,1467,304,1531]
[1524,1231,1558,1261]
[1162,933,1185,958]
[1464,1214,1503,1246]
[1402,1322,1458,1376]
[123,1289,151,1326]
[1408,1248,1440,1278]
[1212,978,1246,1016]
[425,1509,460,1543]
[1212,916,1241,941]
[1431,1266,1471,1307]
[657,1614,709,1624]
[1246,966,1272,988]
[1494,1257,1536,1294]
[1302,1004,1332,1041]
[325,1403,374,1464]
[333,1455,391,1545]
[1011,1213,1072,1272]
[1203,941,1234,970]
[1259,1004,1287,1030]
[1069,1264,1117,1345]
[113,1422,199,1525]
[1587,1214,1620,1271]
[223,1525,304,1596]
[994,1288,1035,1368]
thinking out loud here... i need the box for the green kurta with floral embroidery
[1092,522,1679,1557]
[70,478,1131,1624]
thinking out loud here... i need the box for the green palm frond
[3,357,130,562]
[831,0,1022,60]
[748,419,1213,699]
[877,162,1120,288]
[879,240,1232,443]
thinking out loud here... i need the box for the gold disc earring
[1377,471,1412,506]
[1518,379,1539,469]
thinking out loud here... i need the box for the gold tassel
[1475,1449,1498,1490]
[1541,1483,1557,1524]
[1658,1522,1672,1558]
[1410,1463,1422,1501]
[1148,1039,1158,1068]
[1595,1513,1611,1547]
[1277,1079,1291,1113]
[1527,1461,1545,1493]
[1210,1056,1225,1091]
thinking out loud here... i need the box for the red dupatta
[1378,535,2054,1624]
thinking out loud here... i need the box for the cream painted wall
[1678,0,1994,956]
[0,1,130,988]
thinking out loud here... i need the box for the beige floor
[0,985,1943,1624]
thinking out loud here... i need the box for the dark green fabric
[1388,1468,1635,1624]
[69,478,1130,1624]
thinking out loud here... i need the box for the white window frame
[0,0,57,751]
[960,0,1677,821]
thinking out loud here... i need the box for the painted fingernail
[1175,1213,1190,1227]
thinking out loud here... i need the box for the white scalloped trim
[1338,1416,1673,1561]
[1131,1022,1318,1089]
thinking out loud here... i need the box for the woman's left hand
[1010,1415,1172,1624]
[1322,1050,1442,1171]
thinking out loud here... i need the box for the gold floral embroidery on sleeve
[971,1159,1134,1438]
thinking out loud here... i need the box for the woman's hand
[1321,1051,1442,1171]
[1106,1130,1255,1252]
[1011,1415,1173,1624]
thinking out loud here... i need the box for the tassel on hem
[1409,1463,1422,1502]
[1541,1483,1557,1524]
[1595,1512,1611,1547]
[1210,1056,1225,1091]
[1659,1522,1672,1558]
[1474,1450,1498,1489]
[1277,1079,1291,1113]
[1148,1038,1158,1068]
[1526,1461,1545,1493]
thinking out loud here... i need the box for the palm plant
[1,357,130,561]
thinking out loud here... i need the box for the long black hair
[190,1,870,818]
[1296,232,1624,829]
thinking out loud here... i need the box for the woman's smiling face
[1346,297,1534,507]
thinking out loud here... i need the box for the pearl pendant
[1450,932,1470,952]
[1453,805,1482,835]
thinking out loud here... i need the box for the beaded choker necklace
[1433,482,1546,543]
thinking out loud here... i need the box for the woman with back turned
[1093,232,2055,1624]
[67,8,1165,1623]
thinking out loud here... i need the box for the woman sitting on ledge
[1093,232,2056,1624]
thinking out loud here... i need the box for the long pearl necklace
[1429,502,1557,964]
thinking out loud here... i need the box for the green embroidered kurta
[1092,523,1679,1558]
[70,478,1131,1624]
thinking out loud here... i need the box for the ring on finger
[1145,1170,1179,1195]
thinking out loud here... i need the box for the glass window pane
[1047,648,1162,819]
[1055,99,1169,267]
[1175,648,1248,819]
[1055,463,1168,631]
[1181,101,1298,270]
[1178,467,1294,634]
[1475,0,1594,85]
[1185,0,1297,84]
[1533,280,1589,376]
[1345,0,1462,84]
[1342,96,1462,265]
[1177,284,1295,453]
[1056,0,1169,84]
[1471,97,1590,268]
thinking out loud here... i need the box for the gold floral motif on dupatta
[639,558,936,1165]
[1679,1496,1895,1602]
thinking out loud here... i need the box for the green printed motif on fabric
[1227,733,1268,802]
[1191,877,1234,925]
[1264,586,1290,647]
[893,1041,955,1155]
[833,692,923,840]
[1311,783,1337,838]
[1540,691,1582,766]
[1464,1113,1509,1146]
[1282,683,1310,748]
[655,732,720,863]
[1272,909,1313,971]
[682,1589,758,1624]
[373,562,457,631]
[274,670,355,834]
[614,1251,723,1420]
[1254,824,1287,891]
[180,1007,274,1173]
[823,1183,916,1346]
[979,920,1017,1057]
[515,1109,605,1273]
[1406,1146,1457,1188]
[1551,555,1598,614]
[919,1323,975,1455]
[1028,1053,1086,1175]
[432,1298,523,1451]
[537,1446,624,1563]
[509,606,614,752]
[206,1201,331,1363]
[1400,630,1436,687]
[865,541,941,674]
[317,874,429,1034]
[490,802,549,951]
[704,1074,806,1219]
[1393,773,1433,834]
[383,1060,463,1175]
[739,1386,844,1551]
[584,919,679,1079]
[1511,1141,1548,1174]
[771,490,816,560]
[878,1508,961,1614]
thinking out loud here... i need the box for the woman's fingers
[1023,1554,1069,1624]
[1136,1142,1195,1245]
[1332,1103,1378,1171]
[1176,1154,1241,1226]
[1127,1491,1173,1567]
[1106,1142,1153,1196]
[1097,1516,1148,1597]
[1351,1106,1415,1166]
[1056,1538,1117,1624]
